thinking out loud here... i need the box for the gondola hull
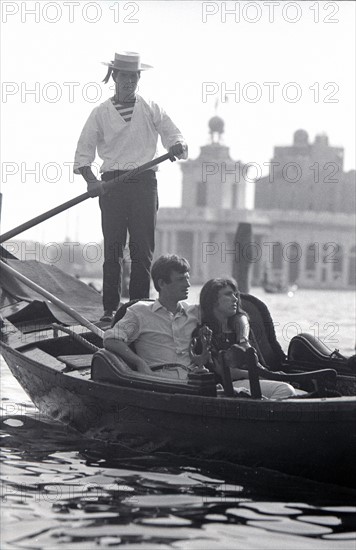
[2,341,356,487]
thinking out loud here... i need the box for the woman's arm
[234,314,252,349]
[223,345,249,380]
[230,366,249,381]
[234,314,271,374]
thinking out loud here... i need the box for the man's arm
[150,101,188,159]
[74,107,103,196]
[104,337,152,374]
[103,309,153,375]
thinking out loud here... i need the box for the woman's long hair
[199,277,247,334]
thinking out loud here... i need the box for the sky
[1,0,355,246]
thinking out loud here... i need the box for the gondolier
[74,51,188,321]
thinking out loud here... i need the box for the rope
[50,323,101,353]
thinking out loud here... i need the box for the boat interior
[1,291,355,400]
[1,252,355,399]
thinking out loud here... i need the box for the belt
[151,364,190,372]
[101,169,154,182]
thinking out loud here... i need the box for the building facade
[255,129,355,214]
[155,122,355,290]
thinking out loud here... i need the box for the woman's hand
[224,344,246,368]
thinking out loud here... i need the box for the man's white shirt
[74,95,187,173]
[104,300,200,368]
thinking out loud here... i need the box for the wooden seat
[57,354,93,370]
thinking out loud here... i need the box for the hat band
[112,59,141,71]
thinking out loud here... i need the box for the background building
[156,121,355,290]
[255,129,355,214]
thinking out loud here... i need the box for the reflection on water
[1,439,356,548]
[1,373,356,549]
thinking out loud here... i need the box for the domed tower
[180,116,248,210]
[293,129,309,146]
[209,115,225,144]
[314,133,329,147]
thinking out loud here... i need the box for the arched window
[272,242,283,270]
[332,244,343,273]
[305,243,317,271]
[231,183,238,209]
[286,242,301,284]
[196,181,207,207]
[177,231,194,273]
[348,246,356,286]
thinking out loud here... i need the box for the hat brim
[101,61,153,71]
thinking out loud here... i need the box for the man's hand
[169,142,187,161]
[104,337,152,374]
[78,166,103,197]
[136,359,152,375]
[87,180,103,197]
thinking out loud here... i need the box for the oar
[0,259,104,339]
[0,148,181,244]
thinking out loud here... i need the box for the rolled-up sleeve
[151,102,188,159]
[73,108,100,174]
[103,309,141,345]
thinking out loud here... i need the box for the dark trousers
[99,169,158,311]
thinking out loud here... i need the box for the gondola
[1,252,355,488]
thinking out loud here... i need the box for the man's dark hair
[151,254,190,291]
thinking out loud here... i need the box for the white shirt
[104,300,200,368]
[73,95,187,173]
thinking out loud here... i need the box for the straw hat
[102,51,153,72]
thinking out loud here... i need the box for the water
[1,288,356,549]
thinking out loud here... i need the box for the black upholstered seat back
[240,293,286,370]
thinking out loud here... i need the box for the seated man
[103,254,204,378]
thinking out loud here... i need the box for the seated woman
[197,278,300,399]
